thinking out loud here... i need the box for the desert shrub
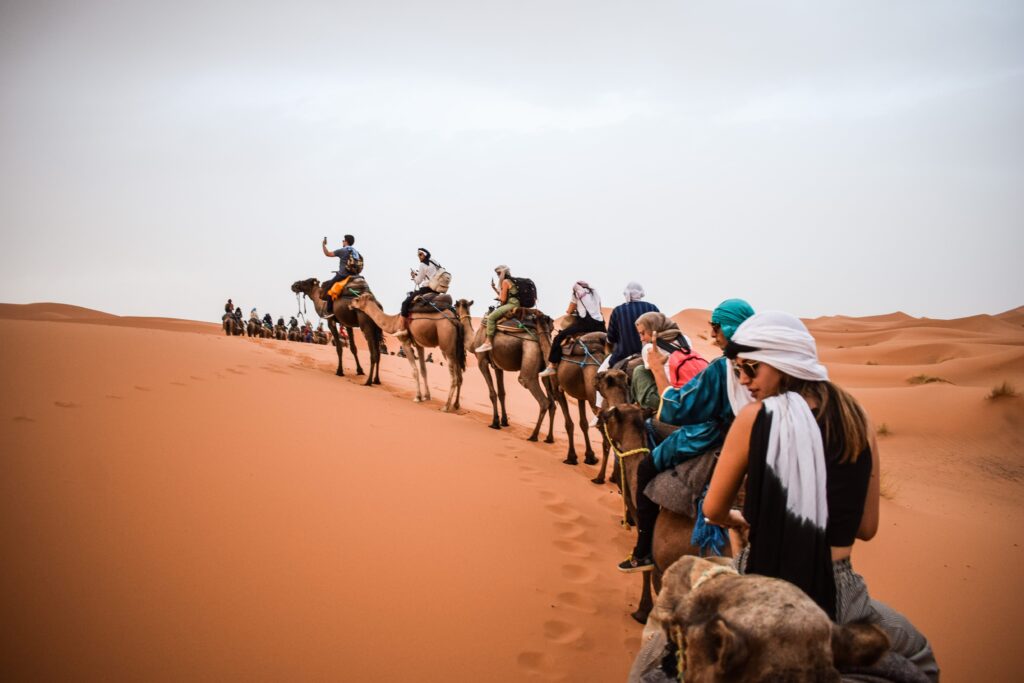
[907,374,951,385]
[987,382,1019,400]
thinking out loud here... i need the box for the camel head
[652,556,889,683]
[349,292,375,311]
[291,278,319,296]
[599,403,645,444]
[595,369,630,406]
[454,299,474,315]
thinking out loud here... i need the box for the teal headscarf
[711,298,755,340]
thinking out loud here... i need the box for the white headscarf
[731,311,828,382]
[623,281,645,302]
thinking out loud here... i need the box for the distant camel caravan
[349,292,469,412]
[291,277,382,386]
[222,314,244,336]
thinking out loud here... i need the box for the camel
[602,403,733,624]
[313,329,329,345]
[349,292,468,412]
[549,332,609,466]
[222,315,244,336]
[467,307,559,442]
[246,318,260,337]
[290,278,382,386]
[287,326,301,342]
[592,368,632,485]
[628,555,890,683]
[274,324,287,341]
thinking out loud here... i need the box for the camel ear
[708,616,748,676]
[599,405,618,425]
[467,299,474,307]
[831,622,889,670]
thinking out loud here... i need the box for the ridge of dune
[0,302,221,335]
[0,302,119,320]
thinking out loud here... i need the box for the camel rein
[603,422,650,529]
[671,565,739,682]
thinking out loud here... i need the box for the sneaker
[475,342,493,353]
[618,554,654,573]
[538,365,557,378]
[589,415,600,428]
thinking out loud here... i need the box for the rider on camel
[475,265,519,353]
[321,234,359,320]
[538,281,606,377]
[398,248,441,336]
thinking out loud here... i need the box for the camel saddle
[643,449,720,518]
[496,307,543,334]
[409,292,453,313]
[328,276,371,301]
[561,331,606,358]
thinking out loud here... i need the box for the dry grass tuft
[987,382,1019,400]
[906,374,951,385]
[876,423,892,437]
[879,471,899,501]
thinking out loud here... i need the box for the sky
[1,0,1022,325]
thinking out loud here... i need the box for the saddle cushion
[409,292,453,313]
[561,331,607,357]
[643,450,718,518]
[331,276,371,300]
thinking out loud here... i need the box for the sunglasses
[710,322,721,333]
[733,359,761,380]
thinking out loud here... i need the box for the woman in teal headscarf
[618,298,755,572]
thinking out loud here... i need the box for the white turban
[731,311,828,382]
[623,281,645,302]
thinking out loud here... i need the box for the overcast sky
[1,1,1021,325]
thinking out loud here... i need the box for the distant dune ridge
[0,301,1021,681]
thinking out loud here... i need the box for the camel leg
[415,343,431,401]
[633,571,654,624]
[478,359,502,429]
[552,385,577,465]
[578,399,598,465]
[496,369,510,427]
[542,376,556,443]
[358,324,378,387]
[402,339,424,401]
[442,351,459,412]
[328,321,345,376]
[519,373,550,442]
[592,425,611,485]
[346,325,365,376]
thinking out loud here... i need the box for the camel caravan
[220,299,329,345]
[250,235,940,681]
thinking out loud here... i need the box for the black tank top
[823,432,872,547]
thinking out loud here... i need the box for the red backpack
[669,348,708,388]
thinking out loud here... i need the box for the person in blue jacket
[618,298,755,573]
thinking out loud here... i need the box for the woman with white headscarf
[703,311,939,681]
[539,281,606,377]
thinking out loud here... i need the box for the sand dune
[1,301,1022,681]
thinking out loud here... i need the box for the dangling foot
[617,553,654,573]
[538,364,557,378]
[475,340,493,353]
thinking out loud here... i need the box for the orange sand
[1,302,1022,681]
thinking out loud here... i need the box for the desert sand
[1,302,1022,681]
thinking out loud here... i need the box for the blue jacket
[652,356,735,471]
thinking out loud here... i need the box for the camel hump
[644,449,720,518]
[337,276,371,299]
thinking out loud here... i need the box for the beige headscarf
[635,311,683,340]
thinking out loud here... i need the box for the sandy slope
[2,303,1023,681]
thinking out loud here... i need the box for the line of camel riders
[276,235,942,681]
[221,299,337,344]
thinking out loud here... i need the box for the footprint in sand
[554,591,598,615]
[12,415,35,423]
[170,381,187,387]
[54,401,77,408]
[226,367,246,375]
[516,651,554,675]
[552,521,588,540]
[134,385,151,392]
[537,490,564,505]
[560,564,597,584]
[105,394,122,400]
[518,464,541,475]
[544,503,581,522]
[189,375,204,381]
[543,620,588,648]
[553,539,592,559]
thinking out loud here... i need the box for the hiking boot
[538,365,557,378]
[618,554,654,573]
[475,341,493,353]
